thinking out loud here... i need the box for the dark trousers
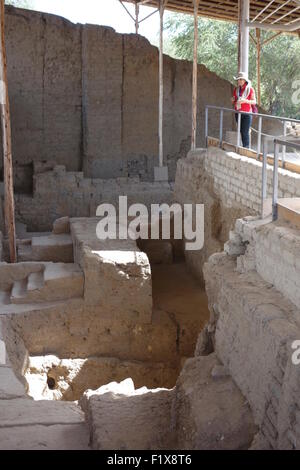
[235,113,252,148]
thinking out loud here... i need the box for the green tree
[165,13,300,118]
[5,0,32,8]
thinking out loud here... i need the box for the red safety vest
[233,83,255,113]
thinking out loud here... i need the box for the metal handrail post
[205,106,208,148]
[257,115,262,159]
[261,137,268,218]
[272,141,280,221]
[237,112,241,148]
[219,109,224,148]
[282,121,287,169]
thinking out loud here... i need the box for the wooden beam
[261,31,282,46]
[158,0,167,167]
[119,0,136,22]
[191,0,200,150]
[0,0,16,263]
[250,31,257,44]
[122,0,300,33]
[135,1,139,33]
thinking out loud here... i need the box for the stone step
[0,422,90,450]
[27,271,44,292]
[0,398,90,450]
[0,298,83,316]
[18,234,73,263]
[277,197,300,230]
[10,263,84,304]
[0,290,10,305]
[42,263,84,301]
[0,398,85,427]
[10,278,27,302]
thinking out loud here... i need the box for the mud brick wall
[203,147,300,213]
[3,5,235,192]
[203,218,300,449]
[174,148,300,282]
[14,166,174,231]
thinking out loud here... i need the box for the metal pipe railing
[272,138,300,221]
[205,104,300,162]
[205,104,300,123]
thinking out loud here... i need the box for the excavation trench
[21,262,209,401]
[2,225,210,403]
[0,215,262,449]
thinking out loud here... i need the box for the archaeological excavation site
[0,0,300,454]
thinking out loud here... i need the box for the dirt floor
[151,262,210,356]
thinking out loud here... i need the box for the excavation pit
[1,217,209,404]
[18,259,208,402]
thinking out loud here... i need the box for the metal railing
[271,138,300,221]
[205,105,300,163]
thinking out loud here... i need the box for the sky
[30,0,161,43]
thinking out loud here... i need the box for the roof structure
[124,0,300,33]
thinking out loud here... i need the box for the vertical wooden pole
[158,0,165,167]
[135,1,139,34]
[191,0,199,150]
[0,0,16,263]
[256,28,261,107]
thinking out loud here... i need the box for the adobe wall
[13,165,174,232]
[202,218,300,449]
[3,5,236,193]
[174,147,300,281]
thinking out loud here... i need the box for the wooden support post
[158,0,165,167]
[135,1,139,34]
[0,0,16,263]
[154,0,168,181]
[256,28,261,107]
[191,0,200,150]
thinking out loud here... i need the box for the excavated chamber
[1,217,210,402]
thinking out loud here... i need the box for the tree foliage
[165,13,300,118]
[5,0,32,8]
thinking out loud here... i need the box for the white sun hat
[234,72,249,81]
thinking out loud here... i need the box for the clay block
[52,216,70,234]
[0,398,85,427]
[174,354,257,450]
[81,379,175,450]
[0,423,89,450]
